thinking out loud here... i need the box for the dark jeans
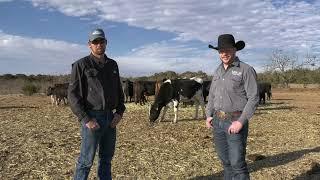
[74,110,116,180]
[212,115,249,180]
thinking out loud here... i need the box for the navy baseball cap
[89,28,106,41]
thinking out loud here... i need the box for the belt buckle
[217,110,227,120]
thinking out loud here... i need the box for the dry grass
[0,88,319,179]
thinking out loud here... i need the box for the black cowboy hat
[208,34,245,51]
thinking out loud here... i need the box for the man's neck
[91,53,105,63]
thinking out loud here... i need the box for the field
[0,88,319,179]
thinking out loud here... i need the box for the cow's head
[149,103,162,122]
[46,87,53,96]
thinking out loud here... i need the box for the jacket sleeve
[115,63,126,116]
[68,62,90,123]
[238,67,259,124]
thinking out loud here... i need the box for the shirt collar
[232,56,240,67]
[89,53,109,64]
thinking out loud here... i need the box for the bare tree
[303,53,319,70]
[268,49,298,87]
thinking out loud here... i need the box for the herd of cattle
[46,78,272,122]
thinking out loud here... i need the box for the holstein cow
[149,78,206,123]
[122,79,133,103]
[257,82,272,104]
[133,80,156,105]
[46,83,69,105]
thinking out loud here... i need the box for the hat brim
[208,40,245,51]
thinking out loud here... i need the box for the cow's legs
[50,95,55,105]
[173,100,179,123]
[199,95,206,119]
[160,105,169,122]
[63,97,68,105]
[194,101,199,119]
[193,90,206,120]
[55,96,59,106]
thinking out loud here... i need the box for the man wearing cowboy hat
[206,34,259,180]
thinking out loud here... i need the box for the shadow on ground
[0,106,38,109]
[190,147,320,180]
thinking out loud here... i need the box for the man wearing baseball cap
[206,34,259,180]
[68,28,126,180]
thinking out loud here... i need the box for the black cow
[149,78,206,123]
[258,82,272,104]
[46,83,68,105]
[122,79,133,103]
[134,81,156,105]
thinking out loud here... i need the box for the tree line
[0,49,319,94]
[0,68,319,88]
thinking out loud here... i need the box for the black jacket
[68,54,126,123]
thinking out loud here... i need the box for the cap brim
[89,36,106,42]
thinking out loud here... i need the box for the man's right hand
[85,119,100,130]
[206,117,213,128]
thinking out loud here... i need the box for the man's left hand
[110,113,122,128]
[228,121,243,134]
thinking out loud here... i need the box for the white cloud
[115,41,264,77]
[0,32,88,74]
[0,31,280,76]
[25,0,320,55]
[2,0,320,75]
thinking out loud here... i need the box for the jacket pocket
[212,76,220,81]
[230,75,242,89]
[85,68,98,77]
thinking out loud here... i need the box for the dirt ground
[0,88,319,180]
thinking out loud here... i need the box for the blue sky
[0,0,320,77]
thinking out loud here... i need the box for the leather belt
[215,110,242,120]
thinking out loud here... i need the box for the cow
[257,82,272,104]
[133,80,156,105]
[122,79,133,103]
[149,78,206,123]
[46,83,68,105]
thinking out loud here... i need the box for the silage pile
[0,89,319,179]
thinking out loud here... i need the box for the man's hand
[110,113,122,128]
[85,118,100,130]
[206,117,213,128]
[228,120,243,134]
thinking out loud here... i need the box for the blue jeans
[212,115,249,180]
[74,110,116,180]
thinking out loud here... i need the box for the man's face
[89,38,106,55]
[218,47,236,65]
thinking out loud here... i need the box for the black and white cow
[122,79,133,103]
[46,83,68,105]
[149,78,206,123]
